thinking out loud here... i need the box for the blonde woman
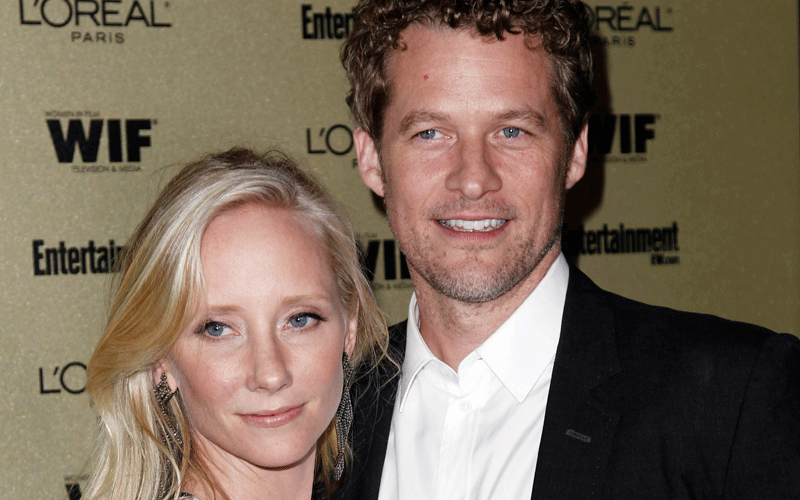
[85,148,389,500]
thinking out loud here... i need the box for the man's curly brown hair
[341,0,595,148]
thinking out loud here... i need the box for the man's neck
[412,252,559,370]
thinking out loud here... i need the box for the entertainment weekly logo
[301,4,354,40]
[18,0,172,44]
[45,110,156,173]
[32,239,124,276]
[585,3,674,48]
[563,222,681,266]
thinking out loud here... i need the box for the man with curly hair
[336,1,800,498]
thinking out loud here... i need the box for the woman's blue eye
[203,321,228,338]
[502,127,522,138]
[418,129,438,140]
[289,313,323,329]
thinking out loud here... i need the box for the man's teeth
[438,219,507,232]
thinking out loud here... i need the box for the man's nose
[444,137,502,200]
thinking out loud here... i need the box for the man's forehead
[392,22,544,54]
[386,23,548,78]
[385,24,551,87]
[379,23,563,142]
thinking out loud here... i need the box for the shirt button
[459,401,472,412]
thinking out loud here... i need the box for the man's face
[354,25,587,304]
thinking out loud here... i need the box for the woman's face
[159,203,356,473]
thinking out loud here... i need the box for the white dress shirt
[377,254,570,500]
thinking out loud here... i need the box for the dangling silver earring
[333,352,354,481]
[155,372,183,447]
[155,373,174,409]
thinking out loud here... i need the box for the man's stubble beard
[381,174,567,305]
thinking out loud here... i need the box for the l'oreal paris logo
[585,4,673,32]
[19,0,171,28]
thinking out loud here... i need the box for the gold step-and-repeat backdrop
[1,1,797,498]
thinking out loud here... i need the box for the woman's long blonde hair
[84,148,388,500]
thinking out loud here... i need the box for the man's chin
[420,269,527,304]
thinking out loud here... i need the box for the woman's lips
[238,405,303,428]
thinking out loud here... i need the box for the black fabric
[335,321,405,500]
[334,267,800,499]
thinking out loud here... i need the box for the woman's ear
[152,358,178,393]
[344,309,358,359]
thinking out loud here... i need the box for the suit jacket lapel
[339,269,622,500]
[531,267,622,500]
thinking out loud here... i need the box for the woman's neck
[183,447,316,500]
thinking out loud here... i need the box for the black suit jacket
[335,268,800,499]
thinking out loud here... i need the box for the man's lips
[437,218,508,232]
[238,405,303,428]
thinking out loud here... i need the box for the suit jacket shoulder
[533,266,800,499]
[334,267,800,500]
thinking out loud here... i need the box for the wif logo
[64,475,88,500]
[589,113,659,164]
[45,111,154,172]
[358,236,413,291]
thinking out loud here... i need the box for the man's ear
[353,128,385,197]
[153,358,178,393]
[565,124,588,190]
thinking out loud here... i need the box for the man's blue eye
[418,129,438,140]
[502,127,521,138]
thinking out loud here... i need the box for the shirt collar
[476,254,568,402]
[397,296,435,411]
[397,254,569,408]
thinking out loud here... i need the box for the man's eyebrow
[398,111,450,136]
[496,108,548,131]
[398,109,550,136]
